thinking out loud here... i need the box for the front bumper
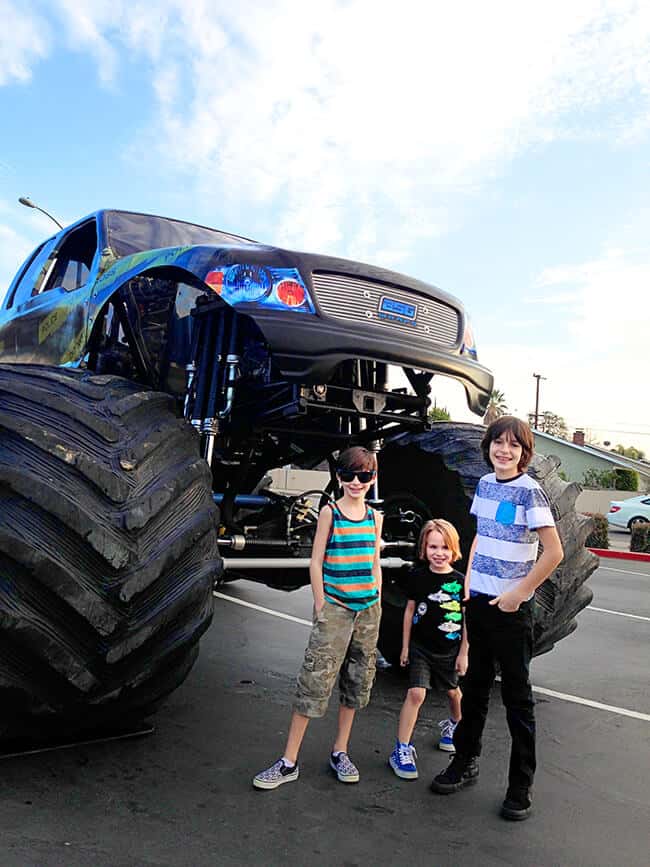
[252,310,493,415]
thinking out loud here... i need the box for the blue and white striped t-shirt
[469,472,555,598]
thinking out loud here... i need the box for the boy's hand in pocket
[490,589,526,613]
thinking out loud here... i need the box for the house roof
[533,430,650,478]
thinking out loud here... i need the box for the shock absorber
[187,297,221,430]
[183,312,201,421]
[201,312,226,465]
[203,311,240,464]
[219,312,239,422]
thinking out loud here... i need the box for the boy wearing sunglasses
[253,446,382,790]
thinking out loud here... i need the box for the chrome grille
[311,272,460,347]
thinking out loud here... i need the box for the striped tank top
[322,503,379,611]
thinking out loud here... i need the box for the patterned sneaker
[389,741,418,780]
[501,787,533,821]
[437,718,458,753]
[253,758,299,790]
[430,755,479,794]
[329,751,360,783]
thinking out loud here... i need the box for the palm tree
[483,389,508,426]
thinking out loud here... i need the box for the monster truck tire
[378,423,597,661]
[0,364,222,740]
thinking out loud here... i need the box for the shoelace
[398,743,416,765]
[439,719,456,739]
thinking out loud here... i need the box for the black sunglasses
[337,469,376,484]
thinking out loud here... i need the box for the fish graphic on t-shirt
[444,612,462,622]
[428,591,452,603]
[438,622,461,633]
[440,601,461,612]
[441,581,462,595]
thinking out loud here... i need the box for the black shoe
[500,787,533,821]
[430,755,479,794]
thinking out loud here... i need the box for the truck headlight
[204,264,315,313]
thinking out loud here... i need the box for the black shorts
[408,645,459,692]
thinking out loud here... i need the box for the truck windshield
[104,211,257,259]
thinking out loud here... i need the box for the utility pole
[533,373,546,429]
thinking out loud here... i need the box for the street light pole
[533,373,546,429]
[18,196,63,230]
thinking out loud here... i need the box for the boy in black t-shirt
[388,519,468,780]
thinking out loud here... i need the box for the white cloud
[525,291,580,307]
[0,199,61,301]
[3,0,650,455]
[0,223,32,304]
[30,0,650,264]
[537,249,650,350]
[0,0,49,85]
[55,0,119,83]
[478,245,650,452]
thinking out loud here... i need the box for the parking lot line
[527,685,650,722]
[213,591,311,627]
[587,605,650,622]
[214,591,650,723]
[597,565,650,578]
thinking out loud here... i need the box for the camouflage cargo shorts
[293,600,381,718]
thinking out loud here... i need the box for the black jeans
[454,594,536,791]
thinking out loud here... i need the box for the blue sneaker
[389,741,418,780]
[376,651,392,670]
[438,718,458,752]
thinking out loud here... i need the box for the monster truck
[0,209,596,739]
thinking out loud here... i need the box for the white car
[607,494,650,530]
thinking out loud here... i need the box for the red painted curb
[589,547,650,563]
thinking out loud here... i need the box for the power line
[566,425,650,437]
[563,419,650,429]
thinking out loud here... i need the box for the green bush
[581,467,639,491]
[615,469,638,491]
[630,522,650,553]
[582,468,615,489]
[428,405,451,421]
[583,512,609,548]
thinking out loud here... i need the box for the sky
[1,0,650,457]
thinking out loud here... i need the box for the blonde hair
[418,519,461,563]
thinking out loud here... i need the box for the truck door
[0,220,98,366]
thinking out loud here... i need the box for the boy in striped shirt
[431,417,563,821]
[253,446,382,790]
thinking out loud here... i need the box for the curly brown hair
[481,416,534,472]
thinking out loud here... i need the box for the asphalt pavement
[607,526,631,552]
[0,559,648,866]
[607,525,635,552]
